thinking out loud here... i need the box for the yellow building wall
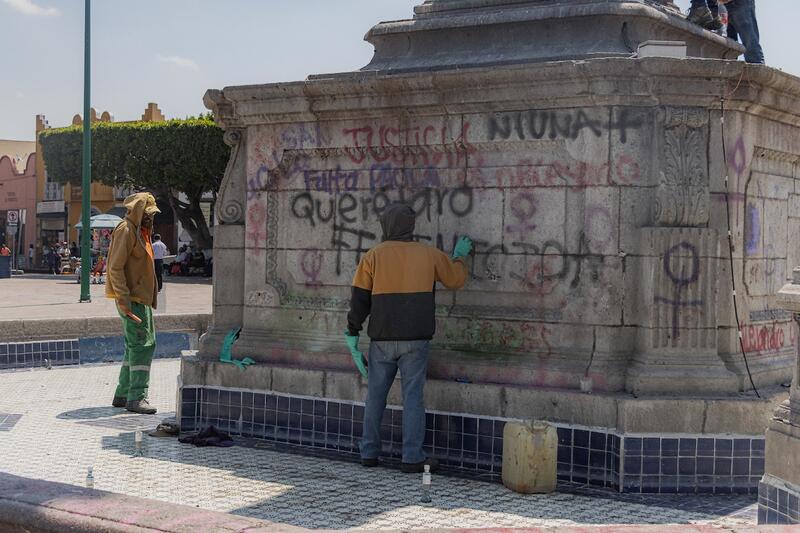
[65,182,116,244]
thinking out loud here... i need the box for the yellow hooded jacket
[105,193,160,309]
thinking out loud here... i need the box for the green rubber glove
[344,332,368,378]
[452,236,473,260]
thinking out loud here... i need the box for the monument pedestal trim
[759,269,800,524]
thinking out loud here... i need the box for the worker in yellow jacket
[106,192,160,414]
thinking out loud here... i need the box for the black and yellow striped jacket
[346,241,467,341]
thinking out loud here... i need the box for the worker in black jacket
[345,202,473,473]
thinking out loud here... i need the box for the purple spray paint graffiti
[745,203,760,256]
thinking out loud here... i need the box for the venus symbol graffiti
[654,242,704,340]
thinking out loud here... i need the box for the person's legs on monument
[688,0,713,27]
[688,0,721,31]
[360,341,399,464]
[726,0,765,64]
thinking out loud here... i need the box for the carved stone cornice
[208,60,800,134]
[215,128,246,225]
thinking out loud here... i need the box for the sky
[0,0,796,141]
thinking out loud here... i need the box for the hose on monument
[720,95,761,399]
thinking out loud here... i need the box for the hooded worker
[106,192,161,414]
[345,202,473,473]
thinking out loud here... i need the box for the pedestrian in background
[48,246,60,274]
[151,234,168,292]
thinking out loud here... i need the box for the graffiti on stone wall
[654,242,704,340]
[244,109,642,310]
[487,108,643,143]
[726,134,797,357]
[745,203,761,256]
[246,200,268,251]
[342,123,474,167]
[739,322,796,356]
[299,250,323,288]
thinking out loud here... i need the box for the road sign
[6,211,18,224]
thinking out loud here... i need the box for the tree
[39,117,229,249]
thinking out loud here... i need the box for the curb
[0,472,303,533]
[1,472,796,532]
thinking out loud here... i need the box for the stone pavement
[0,275,211,320]
[0,360,764,530]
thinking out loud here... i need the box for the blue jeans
[726,0,764,64]
[360,340,430,464]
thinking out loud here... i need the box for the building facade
[0,140,36,267]
[35,103,171,261]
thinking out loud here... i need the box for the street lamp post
[80,0,91,302]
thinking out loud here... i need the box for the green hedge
[38,118,228,194]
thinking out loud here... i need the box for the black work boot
[705,14,722,31]
[401,457,439,474]
[687,6,713,27]
[112,396,126,408]
[361,458,379,468]
[126,399,157,415]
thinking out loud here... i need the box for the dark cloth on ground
[178,425,235,447]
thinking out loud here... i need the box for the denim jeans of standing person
[360,340,430,464]
[726,0,765,64]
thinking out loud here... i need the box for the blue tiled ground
[0,413,22,431]
[79,332,192,363]
[0,340,79,370]
[0,359,759,529]
[759,478,800,524]
[180,386,766,494]
[1,333,192,370]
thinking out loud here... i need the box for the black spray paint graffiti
[488,109,643,144]
[292,185,612,293]
[654,242,703,340]
[331,225,377,275]
[503,233,605,292]
[330,223,607,293]
[290,187,473,228]
[292,187,474,275]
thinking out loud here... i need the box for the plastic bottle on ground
[421,464,432,503]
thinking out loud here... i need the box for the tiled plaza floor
[0,360,759,530]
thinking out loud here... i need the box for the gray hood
[380,203,415,242]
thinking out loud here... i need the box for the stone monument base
[759,274,800,524]
[760,436,800,524]
[180,356,784,494]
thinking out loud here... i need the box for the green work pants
[114,302,156,401]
